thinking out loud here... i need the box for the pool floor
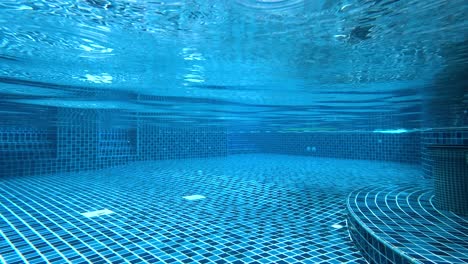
[0,154,426,263]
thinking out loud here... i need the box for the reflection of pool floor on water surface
[0,154,427,263]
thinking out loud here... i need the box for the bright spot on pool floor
[81,209,114,218]
[183,195,206,201]
[332,223,344,229]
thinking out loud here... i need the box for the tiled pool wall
[0,107,228,177]
[421,128,468,178]
[2,105,467,179]
[420,54,468,179]
[228,131,422,164]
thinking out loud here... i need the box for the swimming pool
[1,0,467,263]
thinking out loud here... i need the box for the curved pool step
[346,186,468,264]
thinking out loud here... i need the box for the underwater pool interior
[0,0,467,263]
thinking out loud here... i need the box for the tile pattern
[2,103,466,180]
[98,129,137,158]
[429,145,468,216]
[0,108,227,178]
[420,128,468,178]
[227,131,261,154]
[0,154,426,264]
[228,131,422,164]
[0,127,57,177]
[139,125,227,161]
[347,185,468,264]
[57,108,99,173]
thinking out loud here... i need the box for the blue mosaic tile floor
[0,154,425,263]
[347,185,468,264]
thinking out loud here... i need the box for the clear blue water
[1,0,466,131]
[0,1,467,264]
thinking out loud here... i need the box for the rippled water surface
[0,0,467,130]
